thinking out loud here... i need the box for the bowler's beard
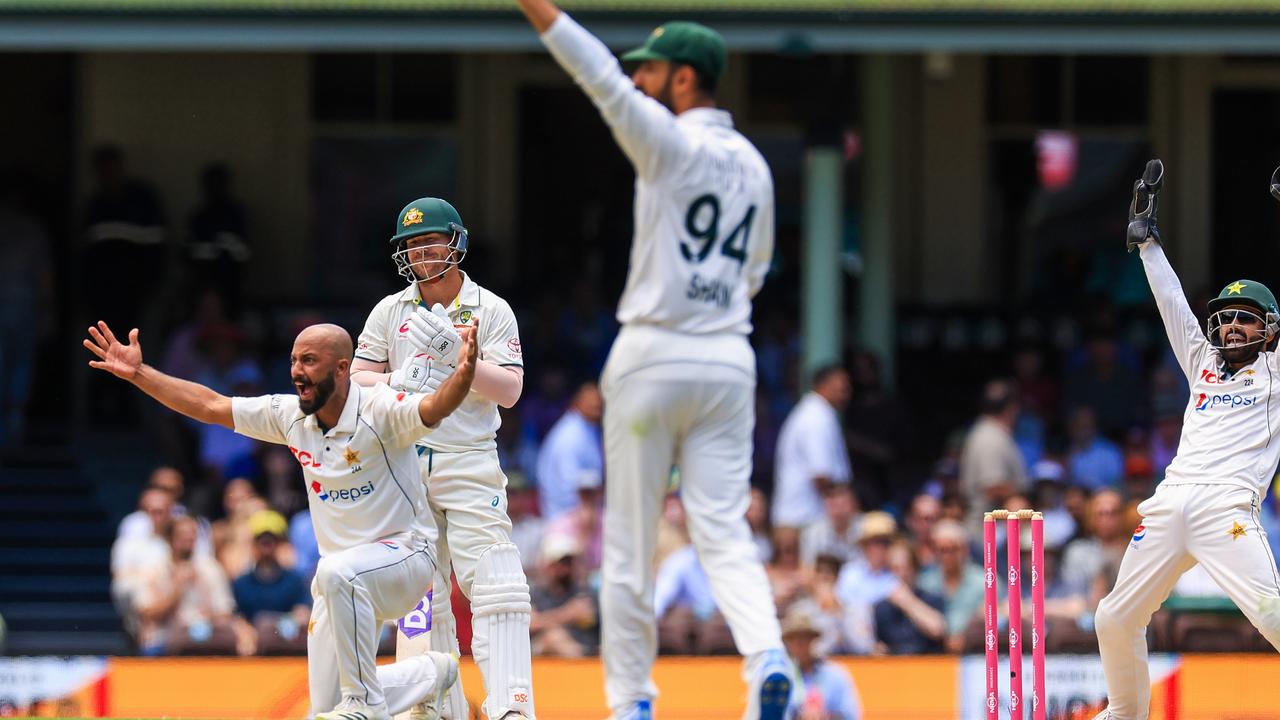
[1221,342,1262,367]
[298,370,337,415]
[654,72,676,113]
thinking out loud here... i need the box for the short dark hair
[675,62,718,98]
[811,363,845,389]
[980,378,1019,415]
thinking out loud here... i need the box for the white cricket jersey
[542,14,775,340]
[356,272,523,453]
[232,381,434,557]
[1142,242,1280,496]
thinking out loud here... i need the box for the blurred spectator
[211,478,269,579]
[773,365,853,530]
[230,510,310,656]
[556,281,616,380]
[834,512,900,654]
[194,323,265,483]
[654,492,689,568]
[111,487,175,621]
[118,467,187,539]
[786,554,848,656]
[508,476,546,575]
[767,527,806,615]
[530,534,599,657]
[1063,322,1145,437]
[654,543,732,655]
[288,509,320,583]
[262,446,307,519]
[782,608,862,720]
[1060,489,1128,598]
[800,483,862,569]
[0,171,52,450]
[959,380,1028,529]
[134,515,236,655]
[904,494,942,569]
[186,163,250,308]
[844,349,916,510]
[1149,391,1184,481]
[535,382,603,522]
[543,471,604,576]
[873,540,947,655]
[83,145,166,423]
[1028,460,1077,550]
[747,487,773,563]
[1012,345,1060,437]
[521,365,571,443]
[917,519,985,653]
[1066,406,1123,491]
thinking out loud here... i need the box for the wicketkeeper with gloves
[351,197,534,720]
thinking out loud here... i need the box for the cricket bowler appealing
[83,320,474,720]
[515,2,793,719]
[1094,160,1280,719]
[351,198,532,720]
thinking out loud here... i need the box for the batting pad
[428,571,468,720]
[471,543,535,719]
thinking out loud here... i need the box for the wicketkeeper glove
[1127,158,1164,252]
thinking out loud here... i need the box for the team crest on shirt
[457,309,473,325]
[344,446,362,473]
[1230,520,1248,540]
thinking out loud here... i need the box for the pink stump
[1031,513,1047,720]
[984,514,998,720]
[1008,514,1023,720]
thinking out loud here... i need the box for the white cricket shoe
[407,651,460,720]
[315,697,391,720]
[1091,712,1114,720]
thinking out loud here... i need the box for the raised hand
[455,320,479,383]
[84,321,143,381]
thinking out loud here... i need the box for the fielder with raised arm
[83,319,474,720]
[1094,160,1280,719]
[514,3,792,718]
[350,198,532,720]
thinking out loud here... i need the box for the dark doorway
[1212,90,1280,283]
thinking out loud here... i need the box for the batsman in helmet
[1094,161,1280,719]
[351,198,534,720]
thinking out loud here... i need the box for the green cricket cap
[390,197,465,244]
[1207,279,1279,317]
[621,21,727,83]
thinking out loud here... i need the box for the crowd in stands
[46,147,1277,660]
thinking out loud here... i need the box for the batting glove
[405,304,462,367]
[390,353,435,393]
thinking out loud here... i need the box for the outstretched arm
[1138,236,1209,382]
[83,321,233,428]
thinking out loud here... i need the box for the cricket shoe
[1091,712,1114,720]
[745,649,794,720]
[407,652,461,720]
[315,697,391,720]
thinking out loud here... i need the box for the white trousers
[600,364,784,713]
[307,533,441,714]
[1096,484,1280,720]
[395,448,534,719]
